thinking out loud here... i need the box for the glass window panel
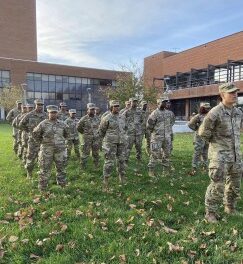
[76,77,81,84]
[2,79,10,86]
[69,93,76,100]
[63,84,69,93]
[56,82,62,92]
[35,81,42,92]
[70,84,75,93]
[27,80,35,92]
[69,77,75,83]
[56,93,63,100]
[48,93,56,100]
[49,75,55,81]
[42,81,48,92]
[42,74,48,81]
[2,71,10,78]
[34,73,41,80]
[63,76,68,83]
[56,75,62,82]
[91,79,99,85]
[27,73,34,80]
[27,91,34,98]
[49,81,55,92]
[35,92,41,99]
[63,94,69,100]
[41,93,49,99]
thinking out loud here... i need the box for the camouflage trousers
[17,130,23,158]
[192,135,209,168]
[21,131,29,165]
[205,161,242,213]
[38,144,67,190]
[148,137,172,170]
[25,136,40,173]
[103,142,126,178]
[126,134,143,162]
[66,138,80,159]
[12,128,19,154]
[81,136,99,167]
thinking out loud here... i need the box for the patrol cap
[34,99,44,105]
[109,100,120,107]
[46,105,58,112]
[129,97,138,102]
[59,102,67,107]
[157,97,168,104]
[87,103,96,109]
[69,109,76,114]
[140,100,148,106]
[16,100,22,104]
[219,82,240,93]
[200,102,211,108]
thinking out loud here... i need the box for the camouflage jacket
[33,119,69,146]
[77,114,99,138]
[198,102,243,162]
[122,107,144,136]
[57,111,69,122]
[147,108,175,140]
[141,109,150,132]
[6,108,21,124]
[12,112,27,129]
[101,110,111,120]
[188,114,206,134]
[64,117,80,140]
[98,113,127,144]
[119,107,129,115]
[19,110,47,134]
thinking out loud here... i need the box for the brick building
[144,31,243,119]
[0,0,124,119]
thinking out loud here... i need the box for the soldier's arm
[146,112,156,133]
[198,113,216,142]
[6,109,13,123]
[171,112,176,126]
[63,123,70,139]
[12,116,18,128]
[98,117,109,139]
[188,115,200,131]
[77,118,85,134]
[19,114,29,131]
[32,123,44,144]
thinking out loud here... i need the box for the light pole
[21,83,27,104]
[87,87,92,103]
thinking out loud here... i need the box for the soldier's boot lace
[205,211,218,223]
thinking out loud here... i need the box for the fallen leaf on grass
[60,223,68,232]
[167,242,184,253]
[36,239,43,246]
[135,248,140,256]
[76,210,84,217]
[129,204,136,209]
[163,226,178,234]
[201,230,216,237]
[188,250,197,258]
[199,243,207,249]
[119,254,126,263]
[21,239,29,244]
[0,250,5,259]
[115,218,124,225]
[146,219,155,227]
[183,201,190,206]
[167,204,173,212]
[9,236,18,243]
[30,253,41,260]
[55,244,64,252]
[232,228,238,236]
[126,224,135,232]
[0,220,9,224]
[88,234,94,239]
[68,240,76,249]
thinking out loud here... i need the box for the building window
[0,70,10,88]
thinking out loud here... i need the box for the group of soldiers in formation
[6,82,243,223]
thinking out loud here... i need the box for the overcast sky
[36,0,243,70]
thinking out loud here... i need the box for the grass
[0,123,243,264]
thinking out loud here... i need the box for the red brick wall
[0,0,37,61]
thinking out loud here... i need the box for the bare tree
[0,85,24,111]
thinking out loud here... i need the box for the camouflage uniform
[98,100,127,183]
[147,99,175,174]
[57,102,69,121]
[77,103,100,168]
[101,110,111,120]
[122,98,144,162]
[199,83,243,218]
[64,109,80,159]
[12,105,28,159]
[19,99,47,176]
[140,101,151,154]
[33,105,69,191]
[6,100,22,154]
[188,103,210,169]
[119,100,131,115]
[166,108,175,155]
[95,107,102,151]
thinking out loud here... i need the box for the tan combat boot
[224,205,236,215]
[205,211,218,223]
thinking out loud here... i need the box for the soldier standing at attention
[121,97,144,164]
[77,103,100,169]
[12,104,28,159]
[64,109,80,159]
[147,98,174,177]
[6,100,22,154]
[140,100,151,155]
[98,100,127,189]
[199,82,243,223]
[188,102,211,173]
[57,102,69,121]
[33,105,69,191]
[19,99,47,178]
[95,107,102,151]
[119,100,131,115]
[165,100,176,155]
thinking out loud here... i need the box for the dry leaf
[126,224,135,232]
[119,254,126,263]
[9,236,18,243]
[30,253,41,260]
[167,242,184,253]
[183,201,190,206]
[60,223,68,232]
[55,244,64,252]
[135,248,140,256]
[188,250,197,258]
[127,216,134,223]
[129,204,136,209]
[115,218,124,225]
[201,230,215,237]
[163,226,178,234]
[199,243,207,249]
[21,239,29,244]
[88,234,94,239]
[232,228,238,236]
[33,197,41,204]
[68,240,76,249]
[0,250,5,259]
[36,239,43,246]
[146,219,155,227]
[110,255,116,260]
[167,204,173,212]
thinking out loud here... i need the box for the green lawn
[0,124,243,264]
